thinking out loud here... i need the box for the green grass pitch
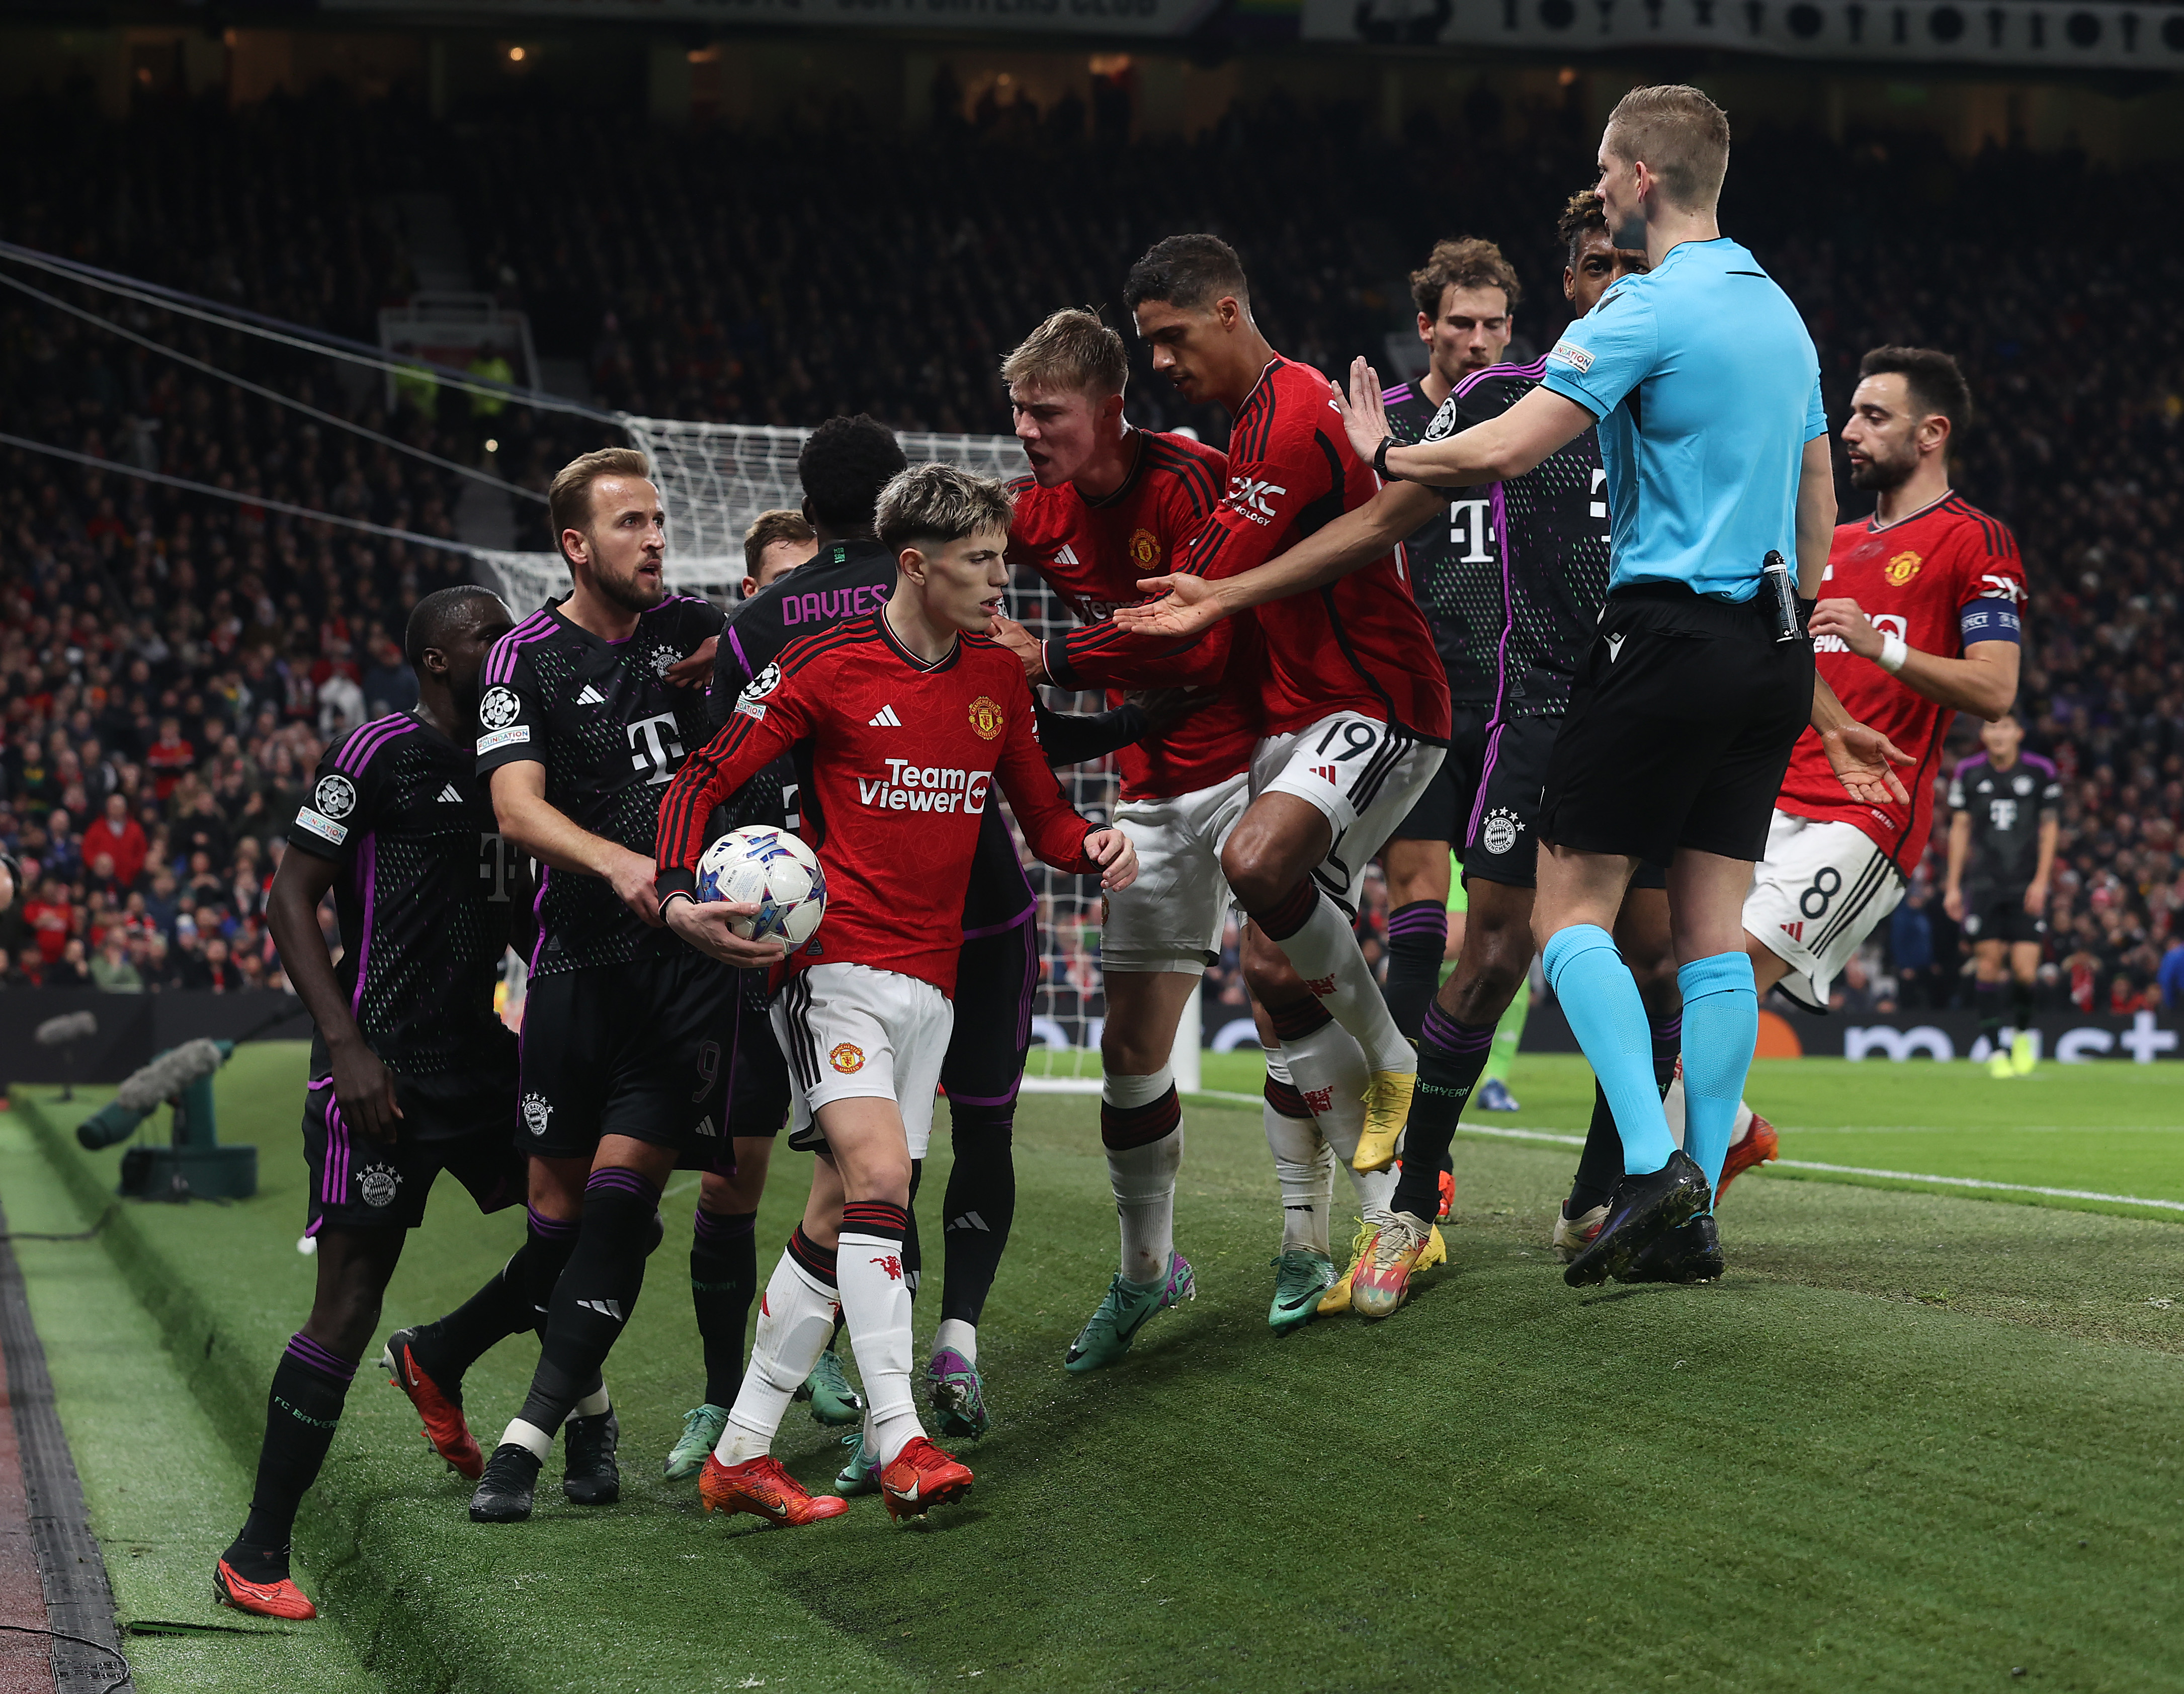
[12,1042,2184,1693]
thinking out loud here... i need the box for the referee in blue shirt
[1329,86,1911,1285]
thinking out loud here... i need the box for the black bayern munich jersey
[476,592,725,977]
[1428,356,1612,719]
[289,711,525,1080]
[1949,751,2061,890]
[1382,379,1499,707]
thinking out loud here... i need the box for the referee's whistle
[1760,551,1799,644]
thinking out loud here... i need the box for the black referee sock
[690,1207,758,1410]
[1572,1010,1682,1213]
[235,1334,355,1563]
[1390,1001,1496,1223]
[1974,980,2005,1044]
[2010,976,2036,1030]
[1382,900,1450,1042]
[941,1103,1016,1327]
[515,1168,660,1440]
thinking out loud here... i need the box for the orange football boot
[699,1453,850,1526]
[879,1436,973,1521]
[1714,1112,1778,1201]
[215,1558,317,1621]
[381,1327,482,1480]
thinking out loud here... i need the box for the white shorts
[1249,712,1445,911]
[1746,811,1906,1013]
[1103,772,1251,975]
[770,962,952,1159]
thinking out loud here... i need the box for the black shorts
[727,980,793,1140]
[518,947,736,1160]
[1540,588,1813,867]
[941,914,1038,1110]
[1391,703,1488,846]
[1962,885,2047,945]
[302,1061,525,1234]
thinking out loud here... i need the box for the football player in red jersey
[1079,235,1453,1342]
[1640,346,2025,1197]
[655,465,1136,1527]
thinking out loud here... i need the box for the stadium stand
[1,88,2178,1014]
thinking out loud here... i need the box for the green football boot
[1267,1249,1336,1333]
[833,1429,881,1497]
[662,1403,729,1481]
[795,1345,864,1427]
[1063,1252,1196,1374]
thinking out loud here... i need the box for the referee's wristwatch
[1373,436,1402,482]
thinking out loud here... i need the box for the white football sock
[1104,1068,1181,1287]
[1661,1075,1753,1149]
[836,1228,921,1466]
[933,1317,977,1367]
[1729,1098,1755,1147]
[1272,895,1418,1073]
[1281,1019,1395,1227]
[716,1252,837,1465]
[1264,1089,1334,1256]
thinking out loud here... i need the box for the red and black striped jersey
[656,614,1101,997]
[1007,429,1261,800]
[1185,356,1450,744]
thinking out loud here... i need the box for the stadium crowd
[1,88,2179,1013]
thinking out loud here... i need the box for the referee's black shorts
[1540,583,1813,868]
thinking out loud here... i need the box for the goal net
[475,416,1127,1076]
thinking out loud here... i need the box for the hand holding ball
[695,826,827,947]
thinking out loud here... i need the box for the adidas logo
[437,784,464,804]
[576,1298,626,1322]
[946,1211,990,1233]
[694,1114,718,1138]
[1310,764,1338,785]
[575,684,607,705]
[1780,921,1804,942]
[1054,544,1080,566]
[868,705,902,727]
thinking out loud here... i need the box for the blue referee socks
[1677,951,1759,1205]
[1541,924,1676,1177]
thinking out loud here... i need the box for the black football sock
[690,1207,758,1409]
[1382,900,1450,1042]
[1570,1082,1623,1215]
[940,1102,1016,1327]
[1975,980,2005,1044]
[433,1230,557,1381]
[902,1159,924,1303]
[2011,976,2036,1030]
[520,1205,580,1340]
[1389,999,1497,1223]
[1651,1009,1683,1094]
[513,1169,660,1442]
[232,1333,356,1572]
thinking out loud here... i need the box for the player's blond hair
[1603,84,1730,212]
[1408,237,1523,322]
[1001,308,1128,399]
[548,447,653,565]
[876,463,1015,552]
[742,509,816,575]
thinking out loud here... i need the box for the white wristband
[1877,632,1910,674]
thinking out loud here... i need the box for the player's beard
[596,558,666,615]
[1847,449,1914,493]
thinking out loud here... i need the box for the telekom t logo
[628,713,685,785]
[1448,499,1494,563]
[477,832,519,902]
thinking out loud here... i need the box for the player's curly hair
[1408,237,1522,322]
[1860,346,1973,449]
[798,414,908,533]
[875,463,1015,553]
[1556,189,1610,267]
[1002,308,1128,398]
[1604,84,1730,211]
[1124,234,1250,314]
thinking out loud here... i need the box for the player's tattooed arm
[266,845,403,1142]
[1809,671,1915,808]
[489,762,664,929]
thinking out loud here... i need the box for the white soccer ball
[695,826,826,947]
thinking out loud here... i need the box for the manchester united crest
[829,1043,866,1074]
[1885,550,1922,585]
[968,696,1004,740]
[1128,528,1161,570]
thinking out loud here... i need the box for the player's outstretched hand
[329,1035,403,1143]
[607,847,667,927]
[1113,573,1223,642]
[1820,720,1916,807]
[665,636,719,690]
[663,896,790,968]
[988,614,1046,682]
[1335,357,1392,470]
[1084,827,1139,891]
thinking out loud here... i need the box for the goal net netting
[475,417,1135,1078]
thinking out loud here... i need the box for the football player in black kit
[704,414,1160,1489]
[459,449,783,1523]
[215,584,539,1619]
[1945,713,2061,1076]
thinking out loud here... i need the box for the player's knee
[1101,1021,1169,1077]
[1220,837,1286,913]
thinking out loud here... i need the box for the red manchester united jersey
[1007,429,1262,801]
[1777,493,2027,869]
[1185,357,1450,744]
[657,615,1101,996]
